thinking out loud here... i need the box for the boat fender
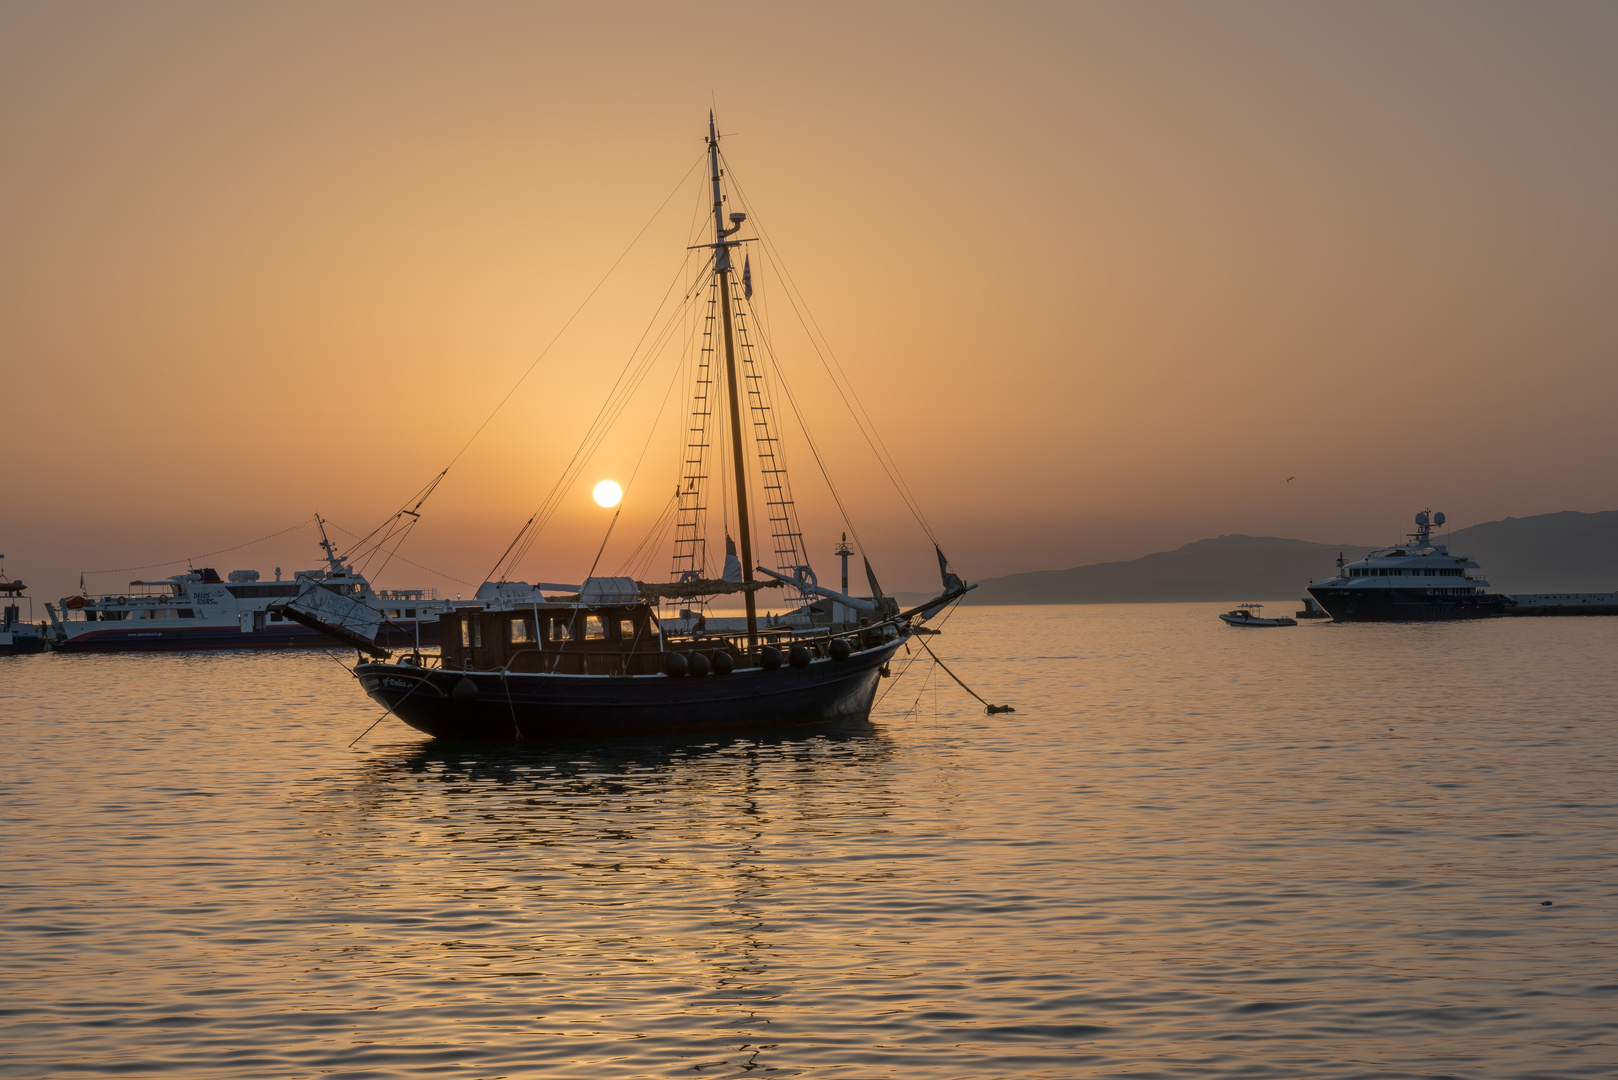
[828,638,851,662]
[759,645,782,670]
[663,652,689,678]
[711,650,734,675]
[788,644,811,669]
[452,677,479,704]
[687,651,711,677]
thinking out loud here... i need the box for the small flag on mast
[742,254,753,300]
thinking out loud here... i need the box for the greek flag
[742,255,753,300]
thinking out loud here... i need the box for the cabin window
[471,618,482,647]
[268,612,281,622]
[549,617,572,643]
[388,609,401,619]
[584,615,607,640]
[405,608,416,618]
[461,618,471,648]
[645,614,660,637]
[178,609,195,618]
[509,617,530,644]
[618,618,636,641]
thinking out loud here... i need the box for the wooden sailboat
[340,115,972,739]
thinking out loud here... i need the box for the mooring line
[914,638,1013,715]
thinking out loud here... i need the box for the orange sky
[4,2,1617,600]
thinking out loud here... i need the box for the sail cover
[635,578,782,601]
[722,536,744,583]
[284,581,384,643]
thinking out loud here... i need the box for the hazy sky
[4,1,1616,598]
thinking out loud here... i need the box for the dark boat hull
[357,637,904,740]
[1306,586,1511,622]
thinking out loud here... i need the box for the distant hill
[941,510,1618,605]
[956,534,1373,605]
[1442,510,1618,592]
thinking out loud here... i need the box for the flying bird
[1287,476,1296,482]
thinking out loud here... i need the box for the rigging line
[915,635,1011,714]
[342,471,448,556]
[488,255,709,584]
[584,505,623,583]
[593,315,693,581]
[874,598,964,709]
[442,151,706,476]
[495,252,714,574]
[320,156,702,592]
[721,155,941,546]
[623,283,701,497]
[80,517,316,578]
[748,217,937,546]
[725,158,939,546]
[354,153,703,593]
[329,513,427,586]
[319,649,436,749]
[323,521,477,587]
[743,304,866,552]
[617,489,679,578]
[499,262,709,580]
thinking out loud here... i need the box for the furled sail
[722,536,744,584]
[635,577,783,601]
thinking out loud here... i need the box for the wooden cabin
[439,603,683,675]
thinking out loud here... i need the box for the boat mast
[707,112,758,643]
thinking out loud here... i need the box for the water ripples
[2,606,1615,1077]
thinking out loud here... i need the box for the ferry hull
[1306,586,1511,622]
[53,621,442,652]
[356,639,901,740]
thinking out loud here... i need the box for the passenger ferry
[1306,511,1510,622]
[46,524,454,652]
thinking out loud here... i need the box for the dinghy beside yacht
[1218,603,1296,627]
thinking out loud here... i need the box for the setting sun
[592,480,623,508]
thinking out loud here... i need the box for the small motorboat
[1219,603,1296,627]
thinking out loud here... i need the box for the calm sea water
[2,604,1615,1078]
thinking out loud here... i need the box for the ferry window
[549,617,572,642]
[461,618,471,648]
[405,608,415,618]
[178,609,195,618]
[509,617,530,644]
[388,609,401,619]
[618,618,636,641]
[584,615,607,640]
[269,612,280,622]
